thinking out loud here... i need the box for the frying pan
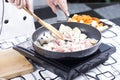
[32,22,101,59]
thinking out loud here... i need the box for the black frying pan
[32,22,101,59]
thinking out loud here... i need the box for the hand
[8,0,30,9]
[46,0,69,16]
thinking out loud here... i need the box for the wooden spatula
[23,7,64,40]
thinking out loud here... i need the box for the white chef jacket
[0,0,35,40]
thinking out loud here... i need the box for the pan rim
[32,22,102,54]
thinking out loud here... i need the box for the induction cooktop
[13,40,116,80]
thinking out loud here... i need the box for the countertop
[0,2,120,80]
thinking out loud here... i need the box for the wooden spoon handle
[23,7,64,40]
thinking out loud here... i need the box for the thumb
[26,0,30,10]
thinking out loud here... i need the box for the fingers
[9,0,23,8]
[50,4,57,14]
[26,0,30,10]
[14,0,20,6]
[19,0,27,9]
[8,0,30,9]
[56,0,69,16]
[47,0,69,16]
[46,0,57,14]
[8,0,15,3]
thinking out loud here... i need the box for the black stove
[13,40,116,80]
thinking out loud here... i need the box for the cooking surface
[14,42,116,69]
[0,3,120,80]
[13,42,116,80]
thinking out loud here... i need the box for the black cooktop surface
[13,41,116,80]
